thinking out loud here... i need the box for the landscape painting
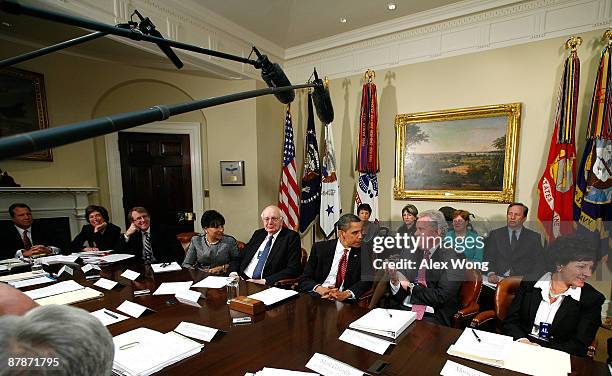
[394,103,521,203]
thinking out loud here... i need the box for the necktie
[510,230,518,251]
[22,229,32,250]
[252,236,273,279]
[143,232,153,264]
[412,249,430,320]
[335,249,349,288]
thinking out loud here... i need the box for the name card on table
[94,278,118,290]
[305,353,364,376]
[174,322,218,342]
[90,308,130,326]
[57,265,74,277]
[192,276,233,289]
[175,290,201,307]
[82,264,101,273]
[117,300,151,318]
[339,329,393,355]
[153,281,193,295]
[120,269,140,281]
[440,360,491,376]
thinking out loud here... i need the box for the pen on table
[386,309,393,318]
[103,309,119,319]
[471,329,482,342]
[119,341,140,350]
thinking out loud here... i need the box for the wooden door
[118,132,194,235]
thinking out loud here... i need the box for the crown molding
[284,0,522,59]
[285,0,611,81]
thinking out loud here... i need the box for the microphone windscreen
[312,79,334,124]
[261,62,295,104]
[149,29,184,69]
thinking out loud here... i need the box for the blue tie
[252,235,273,279]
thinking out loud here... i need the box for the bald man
[229,205,302,285]
[0,284,38,316]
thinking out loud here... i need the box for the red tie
[22,229,32,250]
[335,249,349,288]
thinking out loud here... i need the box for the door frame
[105,121,205,232]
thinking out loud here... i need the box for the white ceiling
[192,0,465,49]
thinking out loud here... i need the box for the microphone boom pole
[0,83,315,160]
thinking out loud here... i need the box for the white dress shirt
[14,225,59,258]
[314,240,355,299]
[243,229,281,279]
[529,272,581,338]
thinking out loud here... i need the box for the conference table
[26,260,610,376]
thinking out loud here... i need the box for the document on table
[0,271,46,283]
[153,281,193,295]
[247,287,298,306]
[24,280,83,300]
[173,322,218,342]
[447,329,512,367]
[339,329,393,355]
[192,276,233,288]
[440,360,491,376]
[117,300,150,318]
[100,254,135,263]
[8,275,55,289]
[151,262,182,273]
[120,269,140,280]
[348,308,416,339]
[90,308,129,326]
[81,264,101,273]
[35,286,103,306]
[94,278,118,290]
[39,254,80,265]
[305,353,363,376]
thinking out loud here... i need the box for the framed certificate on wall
[220,161,245,186]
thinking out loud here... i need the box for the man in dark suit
[0,203,62,260]
[229,205,301,286]
[386,210,465,326]
[299,213,372,302]
[118,206,182,264]
[485,203,545,283]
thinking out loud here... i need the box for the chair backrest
[236,240,246,251]
[300,248,308,269]
[460,268,482,308]
[176,232,198,253]
[494,276,522,321]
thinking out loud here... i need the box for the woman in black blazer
[502,234,604,357]
[71,205,121,252]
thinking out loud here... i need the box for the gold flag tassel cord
[556,36,582,144]
[586,30,612,140]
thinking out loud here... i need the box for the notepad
[348,308,416,339]
[34,286,104,306]
[247,287,298,306]
[151,262,182,273]
[24,280,83,300]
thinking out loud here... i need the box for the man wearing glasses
[120,206,183,264]
[229,205,301,285]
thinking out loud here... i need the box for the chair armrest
[470,310,496,328]
[587,339,597,359]
[452,302,480,329]
[273,278,299,289]
[356,288,375,308]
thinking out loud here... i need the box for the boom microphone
[311,68,334,124]
[134,10,183,69]
[253,47,294,104]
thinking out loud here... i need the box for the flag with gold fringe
[537,39,580,241]
[574,35,612,259]
[299,93,321,233]
[354,70,379,221]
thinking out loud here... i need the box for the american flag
[278,107,300,229]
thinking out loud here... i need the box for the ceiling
[195,0,464,48]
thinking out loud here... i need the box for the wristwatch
[408,282,415,294]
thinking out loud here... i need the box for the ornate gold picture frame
[394,103,521,203]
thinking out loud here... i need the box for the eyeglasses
[262,217,280,223]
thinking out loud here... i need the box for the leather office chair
[470,276,522,332]
[274,248,308,289]
[176,232,198,253]
[452,269,483,328]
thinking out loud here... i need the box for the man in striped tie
[298,213,373,302]
[229,205,301,286]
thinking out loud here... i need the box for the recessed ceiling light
[387,3,397,10]
[339,17,347,23]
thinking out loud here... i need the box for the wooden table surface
[27,261,610,376]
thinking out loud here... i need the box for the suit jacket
[502,280,604,357]
[298,239,373,299]
[118,224,183,263]
[390,246,464,327]
[0,221,64,259]
[229,227,301,285]
[484,226,545,280]
[70,223,121,252]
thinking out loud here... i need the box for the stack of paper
[0,258,30,271]
[348,308,416,340]
[247,287,298,306]
[8,275,55,288]
[113,327,203,376]
[80,253,134,265]
[24,280,104,306]
[447,329,571,376]
[192,276,233,288]
[38,254,80,265]
[0,271,50,283]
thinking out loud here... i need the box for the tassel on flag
[299,93,322,233]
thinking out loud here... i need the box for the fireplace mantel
[0,187,99,237]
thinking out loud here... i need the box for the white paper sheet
[100,254,135,263]
[175,289,201,306]
[24,280,83,300]
[440,360,491,376]
[305,353,363,376]
[174,322,218,342]
[8,275,55,289]
[94,278,118,290]
[0,271,44,283]
[153,281,193,295]
[39,255,80,265]
[90,308,129,326]
[117,300,149,318]
[151,262,182,273]
[339,329,393,355]
[503,341,571,376]
[247,287,298,306]
[120,269,140,280]
[81,264,101,273]
[192,276,233,289]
